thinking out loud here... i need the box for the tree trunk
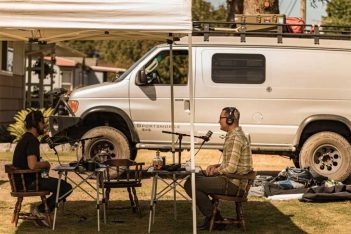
[227,0,244,21]
[243,0,279,14]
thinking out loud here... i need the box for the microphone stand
[162,131,208,166]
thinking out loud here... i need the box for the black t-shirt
[12,132,40,185]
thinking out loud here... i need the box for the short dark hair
[222,107,240,123]
[25,110,44,129]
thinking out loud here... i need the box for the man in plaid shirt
[184,107,253,231]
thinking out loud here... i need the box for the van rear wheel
[299,131,351,181]
[80,126,131,161]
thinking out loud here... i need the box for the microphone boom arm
[161,130,210,141]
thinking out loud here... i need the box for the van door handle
[175,98,184,101]
[184,99,190,112]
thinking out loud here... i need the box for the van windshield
[113,46,158,82]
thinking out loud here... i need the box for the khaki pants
[184,173,238,217]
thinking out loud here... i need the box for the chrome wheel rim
[89,139,116,159]
[312,144,342,175]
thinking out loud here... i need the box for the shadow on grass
[13,199,305,234]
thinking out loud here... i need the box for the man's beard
[37,128,45,135]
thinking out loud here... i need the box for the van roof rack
[193,20,351,45]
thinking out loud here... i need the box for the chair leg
[127,187,136,212]
[12,198,18,223]
[209,199,219,232]
[41,196,52,227]
[236,202,246,232]
[235,202,241,228]
[13,197,23,226]
[131,187,142,218]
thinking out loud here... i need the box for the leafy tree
[322,0,351,25]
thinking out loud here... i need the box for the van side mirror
[136,68,148,86]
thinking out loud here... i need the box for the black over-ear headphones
[226,107,237,125]
[31,111,36,128]
[25,110,43,129]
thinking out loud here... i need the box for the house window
[61,70,73,90]
[1,41,14,72]
[212,53,265,84]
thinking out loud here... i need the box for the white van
[50,24,351,181]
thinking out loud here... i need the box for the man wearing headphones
[12,110,72,227]
[184,107,253,231]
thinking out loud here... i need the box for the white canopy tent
[0,0,198,233]
[0,0,191,42]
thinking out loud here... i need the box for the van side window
[212,53,265,84]
[144,50,188,85]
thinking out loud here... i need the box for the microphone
[43,135,58,155]
[201,130,213,142]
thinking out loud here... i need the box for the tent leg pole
[188,33,197,234]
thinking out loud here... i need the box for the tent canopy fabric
[0,0,192,42]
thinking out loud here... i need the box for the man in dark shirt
[12,110,72,227]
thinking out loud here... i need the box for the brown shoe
[31,206,50,228]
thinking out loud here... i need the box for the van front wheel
[80,126,131,161]
[299,131,351,181]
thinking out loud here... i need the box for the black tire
[299,131,351,181]
[80,126,131,161]
[292,155,300,168]
[130,144,138,160]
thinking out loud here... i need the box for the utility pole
[300,0,307,22]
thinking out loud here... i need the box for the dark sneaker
[197,216,211,230]
[213,211,226,231]
[213,223,226,231]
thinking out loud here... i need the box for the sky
[208,0,328,24]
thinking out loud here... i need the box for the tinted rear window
[212,53,265,84]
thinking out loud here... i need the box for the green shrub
[0,125,14,143]
[7,108,54,143]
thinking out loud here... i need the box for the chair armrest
[5,164,41,174]
[224,171,256,180]
[12,169,41,174]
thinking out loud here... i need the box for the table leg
[52,171,63,230]
[173,173,177,220]
[102,171,106,224]
[96,171,100,232]
[148,174,157,233]
[153,175,158,224]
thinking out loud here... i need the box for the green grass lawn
[1,149,350,233]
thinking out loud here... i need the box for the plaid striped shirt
[218,127,253,187]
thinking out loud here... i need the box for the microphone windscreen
[43,135,55,149]
[204,130,213,142]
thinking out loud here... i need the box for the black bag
[278,167,312,184]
